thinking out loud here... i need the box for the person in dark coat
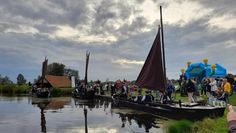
[142,90,153,102]
[134,89,143,103]
[186,78,196,103]
[166,80,175,101]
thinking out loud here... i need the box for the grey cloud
[196,0,236,16]
[0,22,19,32]
[0,0,235,82]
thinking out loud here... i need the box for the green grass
[229,94,236,105]
[165,93,236,133]
[165,120,192,133]
[165,111,228,133]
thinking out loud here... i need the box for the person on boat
[209,77,218,97]
[180,76,187,96]
[206,78,212,95]
[32,85,38,94]
[110,83,115,96]
[201,77,207,96]
[166,79,175,101]
[119,81,128,99]
[186,78,196,103]
[142,90,153,103]
[227,105,236,133]
[160,91,169,104]
[134,89,143,103]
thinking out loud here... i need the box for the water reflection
[0,97,165,133]
[74,98,165,133]
[31,98,50,133]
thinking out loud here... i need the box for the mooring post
[84,108,88,133]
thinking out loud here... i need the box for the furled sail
[136,28,165,91]
[84,51,90,86]
[41,58,48,87]
[42,58,48,78]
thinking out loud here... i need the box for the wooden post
[84,108,88,133]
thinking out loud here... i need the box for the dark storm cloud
[0,0,91,27]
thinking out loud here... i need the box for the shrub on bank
[166,120,192,133]
[50,88,73,97]
[0,84,30,95]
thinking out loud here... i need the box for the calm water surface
[0,96,166,133]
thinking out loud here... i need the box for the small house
[36,75,71,88]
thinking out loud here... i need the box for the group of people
[179,76,236,103]
[112,79,176,104]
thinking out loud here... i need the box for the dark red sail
[84,52,90,86]
[136,28,165,91]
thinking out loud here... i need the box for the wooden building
[36,75,71,88]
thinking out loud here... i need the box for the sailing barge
[112,6,225,120]
[32,58,50,98]
[72,52,95,100]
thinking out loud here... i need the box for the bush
[50,88,73,97]
[166,120,193,133]
[192,118,214,133]
[0,84,30,95]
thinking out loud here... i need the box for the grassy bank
[0,84,30,95]
[164,94,236,133]
[165,111,227,133]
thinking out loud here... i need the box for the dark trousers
[201,86,206,95]
[211,91,217,97]
[167,92,172,101]
[225,93,229,103]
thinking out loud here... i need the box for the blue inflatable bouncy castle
[184,59,227,79]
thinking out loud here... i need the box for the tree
[0,75,13,84]
[47,63,65,76]
[17,74,27,85]
[64,68,79,82]
[33,75,41,84]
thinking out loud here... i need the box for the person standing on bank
[166,79,175,101]
[209,77,218,97]
[186,78,196,103]
[223,78,232,103]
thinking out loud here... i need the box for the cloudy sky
[0,0,235,82]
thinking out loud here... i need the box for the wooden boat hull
[36,91,50,98]
[32,91,50,98]
[72,90,95,100]
[112,98,225,120]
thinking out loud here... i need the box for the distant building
[36,75,71,88]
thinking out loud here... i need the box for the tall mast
[160,6,167,86]
[84,51,90,86]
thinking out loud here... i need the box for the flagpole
[160,6,167,86]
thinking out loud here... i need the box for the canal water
[0,96,166,133]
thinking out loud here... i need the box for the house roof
[45,75,71,88]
